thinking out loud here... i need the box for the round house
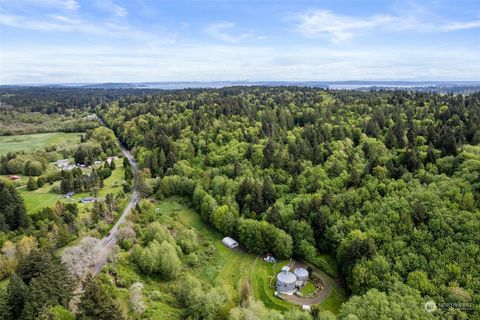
[276,271,297,294]
[294,268,309,287]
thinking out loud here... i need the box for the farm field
[0,132,81,155]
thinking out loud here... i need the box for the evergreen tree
[262,176,276,208]
[5,274,27,320]
[27,177,38,191]
[166,151,176,169]
[5,250,73,320]
[123,157,130,168]
[77,275,124,320]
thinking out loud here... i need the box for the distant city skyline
[1,0,479,84]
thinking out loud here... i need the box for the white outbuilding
[222,237,239,249]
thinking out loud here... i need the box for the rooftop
[277,271,297,284]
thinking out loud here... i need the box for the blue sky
[0,0,479,84]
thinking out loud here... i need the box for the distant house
[9,175,21,181]
[80,197,95,203]
[106,156,118,164]
[56,159,70,168]
[222,237,239,249]
[83,114,98,120]
[65,192,75,198]
[264,254,276,263]
[94,160,103,165]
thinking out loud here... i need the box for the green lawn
[251,259,295,311]
[159,198,297,311]
[19,182,63,213]
[19,160,125,214]
[109,198,346,317]
[300,281,316,296]
[98,159,125,197]
[0,132,81,155]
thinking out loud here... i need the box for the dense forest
[1,86,479,319]
[0,87,156,135]
[97,87,480,319]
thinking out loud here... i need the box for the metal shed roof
[277,271,297,284]
[294,268,309,278]
[222,237,238,247]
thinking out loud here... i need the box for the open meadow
[0,132,81,155]
[108,197,345,319]
[16,158,126,214]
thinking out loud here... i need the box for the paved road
[91,117,140,275]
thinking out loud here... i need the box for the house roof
[277,271,297,284]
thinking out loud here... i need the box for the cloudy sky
[0,0,479,84]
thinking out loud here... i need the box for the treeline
[99,87,480,319]
[59,162,114,193]
[74,127,120,165]
[0,87,159,114]
[0,110,99,135]
[1,149,61,177]
[0,248,122,320]
[0,181,28,232]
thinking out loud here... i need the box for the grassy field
[0,132,82,155]
[17,159,125,214]
[19,181,63,213]
[98,159,125,197]
[108,198,346,318]
[300,281,316,296]
[251,259,294,311]
[175,201,257,308]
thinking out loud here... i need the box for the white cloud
[443,20,480,31]
[293,9,480,43]
[294,10,395,43]
[0,0,80,10]
[2,44,479,84]
[0,12,174,43]
[204,22,260,43]
[97,0,128,17]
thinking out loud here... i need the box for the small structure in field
[106,156,118,164]
[294,268,309,287]
[222,237,239,249]
[83,114,98,120]
[302,305,311,312]
[64,191,75,198]
[281,266,291,272]
[56,159,70,168]
[276,270,297,294]
[80,197,95,203]
[264,253,276,263]
[9,175,21,181]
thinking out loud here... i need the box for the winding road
[91,117,140,275]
